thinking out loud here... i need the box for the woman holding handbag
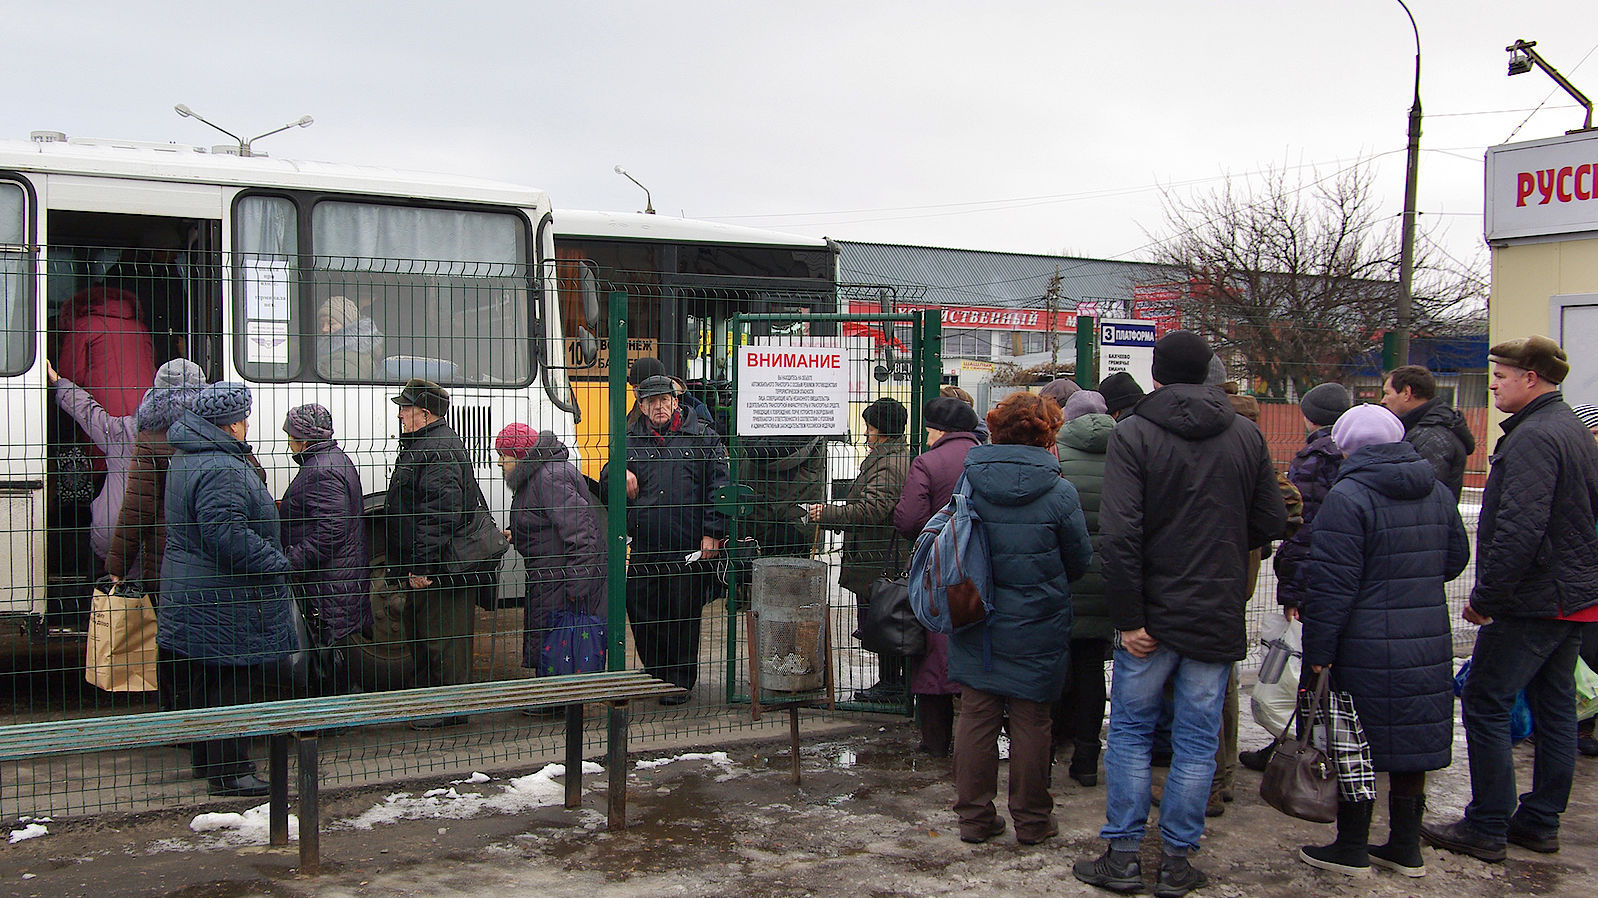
[495,425,606,679]
[1296,404,1469,877]
[807,399,913,701]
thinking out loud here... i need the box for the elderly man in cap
[1422,335,1598,862]
[1076,330,1286,897]
[605,374,729,703]
[384,378,478,724]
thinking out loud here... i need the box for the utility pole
[1394,0,1422,368]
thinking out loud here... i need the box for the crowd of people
[45,292,1598,893]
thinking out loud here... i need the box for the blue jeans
[1462,616,1582,840]
[1101,645,1230,854]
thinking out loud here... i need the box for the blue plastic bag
[1453,660,1534,742]
[538,609,606,676]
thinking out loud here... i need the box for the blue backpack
[908,477,995,658]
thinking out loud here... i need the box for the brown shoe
[960,817,1007,844]
[1018,819,1060,846]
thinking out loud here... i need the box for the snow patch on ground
[7,824,48,844]
[836,748,857,768]
[187,804,298,846]
[634,751,736,774]
[343,761,603,831]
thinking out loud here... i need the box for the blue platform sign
[1098,319,1156,392]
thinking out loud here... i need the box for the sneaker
[1419,819,1506,863]
[1154,856,1208,898]
[1506,819,1559,853]
[1073,848,1145,893]
[960,817,1006,844]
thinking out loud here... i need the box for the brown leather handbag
[1260,669,1339,823]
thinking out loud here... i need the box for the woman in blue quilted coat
[950,392,1092,848]
[160,383,295,797]
[1297,404,1469,877]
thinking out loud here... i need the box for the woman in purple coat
[279,404,372,694]
[495,425,606,670]
[892,397,985,753]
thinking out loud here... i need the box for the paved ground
[2,707,1593,898]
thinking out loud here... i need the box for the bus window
[234,195,301,380]
[0,181,32,375]
[309,202,530,386]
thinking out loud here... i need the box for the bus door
[42,206,222,624]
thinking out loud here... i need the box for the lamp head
[614,164,625,174]
[174,104,194,118]
[1508,50,1533,76]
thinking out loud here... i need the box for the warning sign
[736,345,850,436]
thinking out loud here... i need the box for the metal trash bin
[750,557,827,693]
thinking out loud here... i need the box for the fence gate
[722,310,941,713]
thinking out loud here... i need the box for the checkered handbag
[1304,687,1378,804]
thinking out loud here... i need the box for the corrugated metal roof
[837,242,1177,312]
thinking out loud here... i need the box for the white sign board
[1098,319,1156,391]
[1485,130,1598,241]
[737,345,849,436]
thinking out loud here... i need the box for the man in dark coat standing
[1381,364,1476,500]
[607,375,728,703]
[280,403,372,695]
[385,379,476,725]
[1423,335,1598,863]
[1075,331,1286,898]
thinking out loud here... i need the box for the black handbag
[1260,669,1339,824]
[858,539,925,657]
[443,464,511,587]
[860,575,925,656]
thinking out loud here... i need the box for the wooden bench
[0,670,681,872]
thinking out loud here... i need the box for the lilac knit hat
[1331,403,1404,456]
[283,403,335,441]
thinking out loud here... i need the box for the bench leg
[564,704,583,809]
[297,736,320,874]
[269,734,289,847]
[607,701,629,831]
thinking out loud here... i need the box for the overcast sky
[8,2,1593,276]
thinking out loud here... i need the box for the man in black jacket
[1075,331,1287,898]
[607,375,729,703]
[1422,335,1598,862]
[385,379,475,725]
[1380,364,1476,500]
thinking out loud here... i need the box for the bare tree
[1144,165,1483,398]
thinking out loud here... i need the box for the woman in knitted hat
[279,404,370,695]
[162,382,295,797]
[495,424,606,681]
[1294,403,1469,877]
[105,358,208,714]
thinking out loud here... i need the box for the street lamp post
[613,165,656,214]
[173,104,313,157]
[1394,0,1422,369]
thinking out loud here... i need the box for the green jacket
[818,436,912,598]
[1056,413,1114,641]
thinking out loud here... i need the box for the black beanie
[862,397,908,436]
[1152,330,1213,386]
[628,357,667,386]
[1299,382,1352,427]
[923,396,980,433]
[1098,372,1145,416]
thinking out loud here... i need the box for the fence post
[606,291,629,671]
[1076,315,1097,389]
[914,310,943,446]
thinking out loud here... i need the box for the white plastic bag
[1250,616,1302,738]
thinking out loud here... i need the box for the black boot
[855,654,906,703]
[1370,794,1426,877]
[1299,800,1373,875]
[1069,739,1100,786]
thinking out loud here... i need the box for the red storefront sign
[845,300,1075,332]
[1130,284,1185,336]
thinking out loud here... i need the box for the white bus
[0,132,576,654]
